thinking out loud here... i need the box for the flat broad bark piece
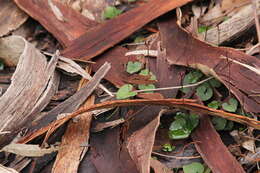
[52,95,95,173]
[192,116,245,173]
[127,115,160,173]
[0,36,59,148]
[61,0,193,61]
[160,18,260,114]
[0,0,28,37]
[199,4,256,45]
[14,0,97,47]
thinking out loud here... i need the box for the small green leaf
[183,162,204,173]
[196,83,213,101]
[116,84,137,99]
[103,6,122,19]
[134,36,144,43]
[128,0,137,2]
[0,61,4,70]
[207,100,221,109]
[186,114,199,130]
[169,112,199,140]
[162,143,175,152]
[181,70,203,93]
[212,117,227,131]
[138,84,155,92]
[224,121,234,131]
[169,118,186,131]
[169,129,190,139]
[209,78,222,88]
[222,98,238,112]
[198,26,210,33]
[126,61,142,74]
[139,69,157,80]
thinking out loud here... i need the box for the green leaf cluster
[169,112,199,140]
[116,65,157,99]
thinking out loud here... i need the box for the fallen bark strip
[18,98,260,144]
[14,0,97,47]
[0,36,59,148]
[127,114,161,173]
[25,62,111,136]
[160,18,260,114]
[52,67,95,173]
[60,0,193,61]
[192,116,245,173]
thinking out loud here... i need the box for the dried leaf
[1,143,59,157]
[0,36,59,148]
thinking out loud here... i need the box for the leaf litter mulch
[0,0,259,172]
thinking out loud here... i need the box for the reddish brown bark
[60,0,193,61]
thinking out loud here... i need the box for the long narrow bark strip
[18,98,260,144]
[61,0,193,61]
[52,66,95,173]
[14,0,97,47]
[192,116,245,173]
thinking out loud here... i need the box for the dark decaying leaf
[0,36,59,148]
[160,17,260,114]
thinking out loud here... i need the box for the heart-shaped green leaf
[116,84,137,99]
[183,162,204,173]
[139,69,157,80]
[209,78,222,88]
[196,83,213,101]
[207,100,221,109]
[169,112,199,140]
[212,117,227,131]
[181,70,203,93]
[103,6,122,19]
[222,98,238,112]
[126,61,142,74]
[138,84,155,92]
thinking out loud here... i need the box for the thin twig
[125,50,158,57]
[135,77,213,93]
[152,151,201,159]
